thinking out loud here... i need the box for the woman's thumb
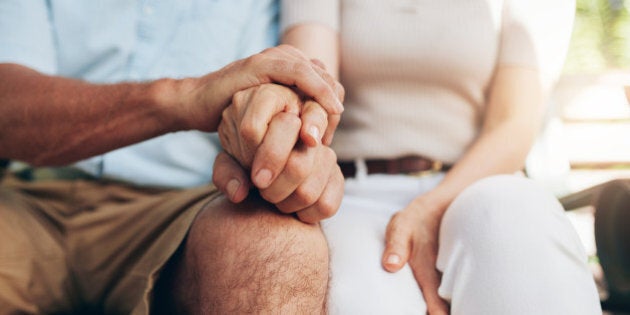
[382,212,412,272]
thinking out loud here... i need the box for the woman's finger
[250,112,301,189]
[382,211,413,272]
[294,162,344,224]
[410,257,449,315]
[239,84,301,147]
[299,100,329,146]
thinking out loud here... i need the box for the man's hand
[182,45,344,133]
[0,45,342,166]
[256,140,343,224]
[382,199,450,315]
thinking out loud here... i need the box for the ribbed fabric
[281,0,574,163]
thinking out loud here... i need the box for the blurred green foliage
[564,0,630,73]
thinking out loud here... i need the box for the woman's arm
[382,65,545,315]
[283,23,340,79]
[284,22,544,213]
[414,65,545,215]
[282,23,342,145]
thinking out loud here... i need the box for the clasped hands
[211,47,449,314]
[213,81,344,224]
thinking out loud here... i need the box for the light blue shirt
[0,0,278,188]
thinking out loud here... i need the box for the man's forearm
[0,63,198,166]
[0,45,345,167]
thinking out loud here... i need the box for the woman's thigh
[323,175,435,314]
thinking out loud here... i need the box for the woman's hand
[214,83,344,223]
[218,83,341,171]
[382,198,450,315]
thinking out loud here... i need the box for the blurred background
[525,0,630,312]
[528,0,630,195]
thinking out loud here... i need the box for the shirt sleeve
[498,0,575,90]
[0,0,57,74]
[280,0,340,33]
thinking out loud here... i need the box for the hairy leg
[168,194,330,314]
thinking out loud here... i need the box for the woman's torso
[333,0,503,162]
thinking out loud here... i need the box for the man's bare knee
[176,194,329,314]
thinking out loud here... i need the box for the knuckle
[247,52,266,66]
[294,185,319,207]
[321,146,338,164]
[335,81,346,101]
[270,58,290,74]
[324,145,336,158]
[293,62,312,78]
[320,68,334,82]
[271,112,301,135]
[310,58,326,70]
[281,112,302,129]
[238,120,258,143]
[313,83,330,100]
[220,107,232,124]
[285,154,310,180]
[256,149,289,174]
[258,83,277,94]
[315,196,339,219]
[232,89,246,105]
[260,189,283,205]
[305,103,328,123]
[275,202,296,214]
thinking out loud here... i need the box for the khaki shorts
[0,174,221,314]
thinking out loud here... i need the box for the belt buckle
[407,160,443,178]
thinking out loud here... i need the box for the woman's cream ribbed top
[282,0,574,163]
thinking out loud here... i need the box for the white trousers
[323,174,602,314]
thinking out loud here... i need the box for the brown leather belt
[338,156,450,178]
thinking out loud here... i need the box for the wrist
[412,192,450,217]
[149,77,206,132]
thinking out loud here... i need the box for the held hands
[182,45,343,133]
[382,198,450,315]
[213,84,344,224]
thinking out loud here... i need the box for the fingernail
[336,99,344,112]
[254,168,273,188]
[386,254,401,266]
[308,126,321,144]
[226,179,240,200]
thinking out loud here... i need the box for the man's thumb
[213,151,251,203]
